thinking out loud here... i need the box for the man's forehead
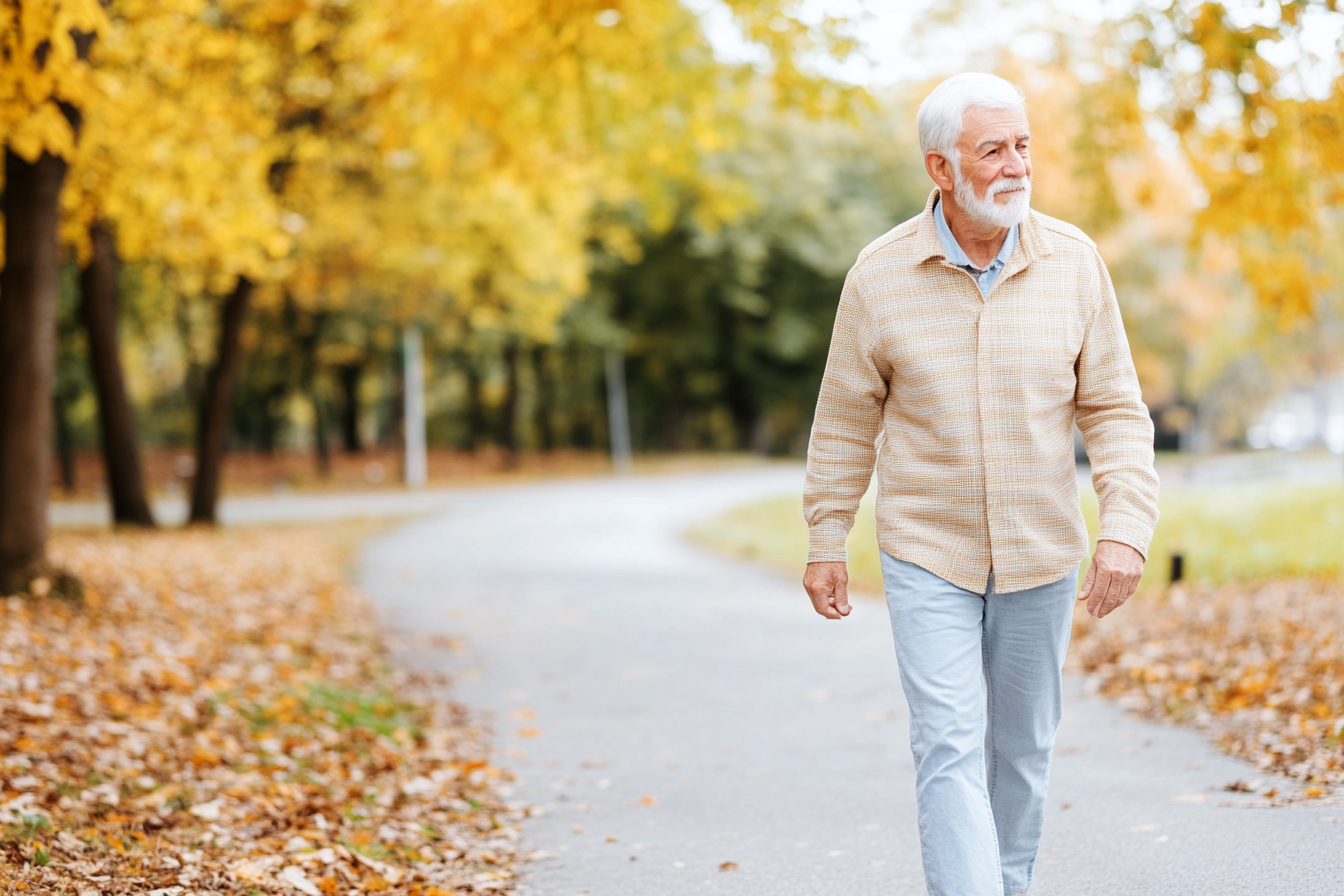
[960,105,1030,144]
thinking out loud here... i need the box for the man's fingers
[803,565,848,619]
[1078,562,1096,601]
[1085,572,1118,620]
[1098,573,1124,617]
[833,580,851,617]
[803,562,851,620]
[815,583,843,618]
[816,578,848,619]
[1086,568,1114,616]
[1101,574,1140,618]
[1094,570,1124,618]
[1083,542,1147,619]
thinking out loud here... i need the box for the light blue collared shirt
[934,198,1018,297]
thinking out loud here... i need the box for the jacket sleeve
[1075,251,1160,558]
[802,266,889,562]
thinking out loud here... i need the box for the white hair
[917,72,1026,165]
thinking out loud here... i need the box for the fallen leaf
[0,528,523,895]
[279,865,321,896]
[351,849,404,884]
[1170,792,1206,803]
[232,860,269,884]
[1072,579,1344,792]
[188,799,223,820]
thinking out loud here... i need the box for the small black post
[1169,553,1184,584]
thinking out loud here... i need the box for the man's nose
[1001,149,1027,178]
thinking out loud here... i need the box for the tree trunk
[80,225,155,526]
[189,277,254,524]
[663,385,684,451]
[53,391,76,494]
[465,361,486,450]
[389,350,405,457]
[313,392,331,478]
[258,381,286,454]
[532,346,554,451]
[605,346,633,473]
[300,311,330,478]
[401,324,428,487]
[501,343,520,462]
[337,363,362,453]
[0,150,67,592]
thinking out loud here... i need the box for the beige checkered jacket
[803,190,1159,594]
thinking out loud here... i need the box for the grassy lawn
[691,479,1344,594]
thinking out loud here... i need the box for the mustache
[989,177,1031,196]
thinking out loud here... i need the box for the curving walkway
[358,468,1344,896]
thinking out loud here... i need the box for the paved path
[355,468,1344,895]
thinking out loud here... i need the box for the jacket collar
[915,188,1053,278]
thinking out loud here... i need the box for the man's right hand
[804,561,852,620]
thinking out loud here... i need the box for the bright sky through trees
[698,0,1344,94]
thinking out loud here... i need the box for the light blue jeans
[881,553,1077,896]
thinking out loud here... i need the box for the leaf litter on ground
[1071,578,1344,802]
[0,526,526,894]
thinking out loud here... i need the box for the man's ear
[924,150,955,193]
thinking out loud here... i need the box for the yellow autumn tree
[1119,0,1344,320]
[61,0,289,527]
[5,0,862,559]
[362,0,861,460]
[0,0,107,593]
[210,0,860,479]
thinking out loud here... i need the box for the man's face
[955,104,1032,202]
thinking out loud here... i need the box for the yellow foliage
[8,0,859,339]
[1133,2,1344,321]
[0,0,107,160]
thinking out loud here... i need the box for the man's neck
[940,193,1010,270]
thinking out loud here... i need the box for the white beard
[953,171,1031,229]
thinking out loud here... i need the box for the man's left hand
[1078,540,1145,618]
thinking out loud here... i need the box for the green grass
[238,683,425,740]
[691,481,1344,594]
[690,487,884,593]
[299,684,424,739]
[1099,480,1344,588]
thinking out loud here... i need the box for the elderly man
[801,72,1159,896]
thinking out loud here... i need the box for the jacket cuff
[806,519,850,564]
[1097,512,1155,561]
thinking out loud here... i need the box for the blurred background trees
[4,0,1344,589]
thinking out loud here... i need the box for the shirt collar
[934,194,1018,272]
[914,188,1052,271]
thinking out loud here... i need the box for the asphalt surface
[350,468,1343,895]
